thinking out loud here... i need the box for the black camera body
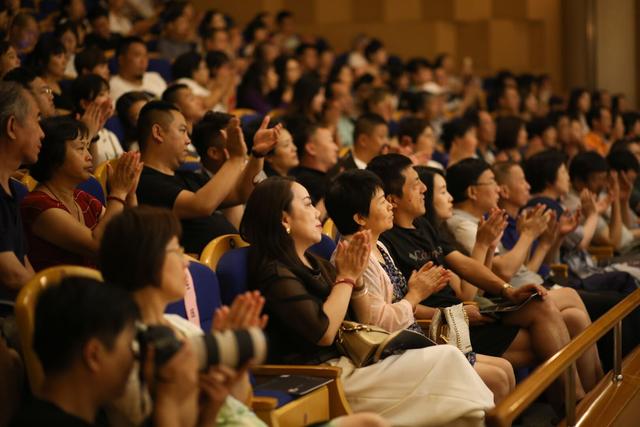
[135,323,267,370]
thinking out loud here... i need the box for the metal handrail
[486,288,640,427]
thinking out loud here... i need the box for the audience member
[74,47,110,81]
[332,113,389,173]
[0,82,43,300]
[0,41,19,78]
[442,116,477,167]
[3,66,56,118]
[110,37,167,102]
[27,35,73,112]
[241,176,494,424]
[21,116,141,271]
[115,91,153,152]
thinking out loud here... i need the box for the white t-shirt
[92,128,124,167]
[110,72,167,102]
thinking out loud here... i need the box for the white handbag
[428,303,473,354]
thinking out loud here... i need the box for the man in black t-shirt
[368,155,587,396]
[0,82,43,301]
[136,101,279,253]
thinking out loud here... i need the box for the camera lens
[191,327,267,370]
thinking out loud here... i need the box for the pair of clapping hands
[143,292,268,427]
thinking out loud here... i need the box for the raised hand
[107,152,142,197]
[558,210,580,236]
[538,210,557,245]
[212,290,268,332]
[252,115,282,157]
[476,208,507,248]
[407,262,451,301]
[197,364,250,426]
[579,189,598,217]
[334,230,371,282]
[517,204,551,239]
[225,116,248,159]
[618,170,633,202]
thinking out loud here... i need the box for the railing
[485,288,640,427]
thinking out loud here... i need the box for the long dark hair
[240,177,316,281]
[415,165,445,227]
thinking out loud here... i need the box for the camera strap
[183,267,201,328]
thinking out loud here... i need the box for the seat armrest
[252,364,342,379]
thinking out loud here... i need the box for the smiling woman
[20,116,142,271]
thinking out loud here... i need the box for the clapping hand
[334,230,371,282]
[476,208,507,248]
[252,115,282,157]
[212,291,268,332]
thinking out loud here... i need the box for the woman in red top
[21,116,141,271]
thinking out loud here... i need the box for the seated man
[109,37,167,102]
[330,113,389,174]
[566,151,639,254]
[157,2,195,62]
[0,82,43,304]
[10,277,199,427]
[396,116,442,169]
[446,158,602,392]
[368,153,582,403]
[288,118,339,217]
[3,67,56,119]
[442,117,478,167]
[136,102,278,253]
[74,47,110,81]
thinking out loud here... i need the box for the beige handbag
[336,321,435,367]
[428,303,473,354]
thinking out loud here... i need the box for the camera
[135,323,267,370]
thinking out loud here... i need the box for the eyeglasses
[37,86,53,96]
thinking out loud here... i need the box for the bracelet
[335,277,356,287]
[251,148,267,158]
[107,195,126,206]
[500,283,513,297]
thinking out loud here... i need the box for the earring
[286,226,291,234]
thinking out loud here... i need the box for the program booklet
[253,374,333,397]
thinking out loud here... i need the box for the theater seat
[104,116,126,143]
[77,176,106,205]
[215,246,250,305]
[200,234,249,271]
[10,178,29,203]
[309,234,337,261]
[165,259,221,333]
[15,265,103,393]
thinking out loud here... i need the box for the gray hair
[0,82,31,139]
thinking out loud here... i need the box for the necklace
[42,183,82,223]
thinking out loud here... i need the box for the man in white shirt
[109,36,167,102]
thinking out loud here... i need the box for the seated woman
[115,91,154,152]
[71,73,123,166]
[26,35,74,112]
[236,60,279,115]
[241,176,494,425]
[21,116,141,271]
[100,206,389,427]
[325,169,515,403]
[245,116,299,177]
[173,51,230,111]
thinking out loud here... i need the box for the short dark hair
[364,38,384,61]
[116,36,146,58]
[137,100,180,151]
[446,158,491,203]
[276,10,293,25]
[441,117,474,152]
[26,35,66,76]
[569,151,608,184]
[71,74,109,114]
[284,115,319,159]
[192,111,233,158]
[406,57,431,74]
[397,116,429,144]
[162,83,189,105]
[161,0,188,24]
[3,66,37,89]
[495,116,524,151]
[523,149,567,193]
[74,48,107,75]
[34,276,139,374]
[366,153,413,197]
[87,5,109,22]
[607,148,640,173]
[100,206,182,292]
[353,112,387,142]
[30,116,88,182]
[172,52,203,80]
[326,170,383,236]
[526,116,553,139]
[205,50,230,72]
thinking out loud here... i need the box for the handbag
[428,303,473,354]
[336,321,435,367]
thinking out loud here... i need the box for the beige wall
[595,0,637,106]
[195,0,565,88]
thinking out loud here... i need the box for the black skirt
[470,323,520,357]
